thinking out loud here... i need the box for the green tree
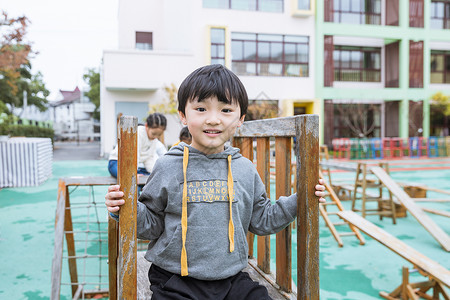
[83,68,100,120]
[148,83,178,115]
[430,92,450,136]
[0,11,49,114]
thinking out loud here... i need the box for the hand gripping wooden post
[117,116,138,299]
[296,115,319,300]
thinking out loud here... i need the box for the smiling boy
[105,64,325,299]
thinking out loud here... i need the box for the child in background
[108,113,167,178]
[105,64,326,299]
[172,126,192,147]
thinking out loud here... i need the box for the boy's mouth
[204,130,222,135]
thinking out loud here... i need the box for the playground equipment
[321,160,450,252]
[318,170,365,247]
[339,211,450,300]
[332,136,450,159]
[52,114,320,299]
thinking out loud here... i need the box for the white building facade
[50,87,98,141]
[101,0,318,157]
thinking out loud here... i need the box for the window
[430,1,450,29]
[431,50,450,83]
[210,28,226,66]
[333,46,381,82]
[332,0,381,25]
[297,0,310,10]
[203,0,283,13]
[136,32,153,50]
[231,33,309,77]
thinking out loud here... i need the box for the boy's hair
[179,126,191,140]
[146,113,167,129]
[177,64,248,117]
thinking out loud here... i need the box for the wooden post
[275,137,292,292]
[108,217,118,300]
[117,116,138,299]
[256,137,271,274]
[296,115,319,300]
[51,180,68,300]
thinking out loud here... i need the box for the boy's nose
[206,113,221,125]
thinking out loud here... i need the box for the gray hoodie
[137,143,297,280]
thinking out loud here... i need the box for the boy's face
[178,96,245,155]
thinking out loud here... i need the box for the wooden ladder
[351,162,397,224]
[319,170,365,247]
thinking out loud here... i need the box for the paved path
[53,141,103,161]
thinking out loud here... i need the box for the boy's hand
[105,185,125,213]
[315,178,326,203]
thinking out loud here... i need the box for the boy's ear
[178,111,187,125]
[237,115,245,127]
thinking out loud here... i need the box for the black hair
[177,64,248,117]
[179,126,191,140]
[146,113,167,129]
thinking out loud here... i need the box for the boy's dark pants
[149,264,271,300]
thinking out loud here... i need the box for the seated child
[108,113,167,178]
[105,64,326,300]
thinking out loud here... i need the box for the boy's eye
[222,108,232,113]
[196,107,206,112]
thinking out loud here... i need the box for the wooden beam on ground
[64,184,79,297]
[117,116,138,299]
[371,166,450,252]
[421,208,450,218]
[296,115,320,300]
[338,211,450,288]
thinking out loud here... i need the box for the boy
[105,64,326,299]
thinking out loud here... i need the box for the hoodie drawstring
[227,155,235,253]
[181,146,189,276]
[180,147,235,277]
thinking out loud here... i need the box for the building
[317,0,450,146]
[49,87,98,141]
[101,0,450,155]
[101,0,318,157]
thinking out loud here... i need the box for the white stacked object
[0,137,53,188]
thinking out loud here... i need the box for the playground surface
[0,146,449,299]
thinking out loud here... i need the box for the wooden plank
[64,185,79,297]
[275,137,292,292]
[296,115,320,300]
[51,180,67,300]
[108,217,118,300]
[338,210,450,288]
[238,137,256,258]
[235,116,297,137]
[117,116,138,299]
[256,137,271,274]
[60,176,148,186]
[371,166,450,252]
[421,208,450,218]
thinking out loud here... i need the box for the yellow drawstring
[180,148,235,277]
[181,146,189,276]
[227,155,235,253]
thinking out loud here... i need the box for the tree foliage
[431,92,450,116]
[0,11,49,114]
[83,68,100,120]
[148,83,178,114]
